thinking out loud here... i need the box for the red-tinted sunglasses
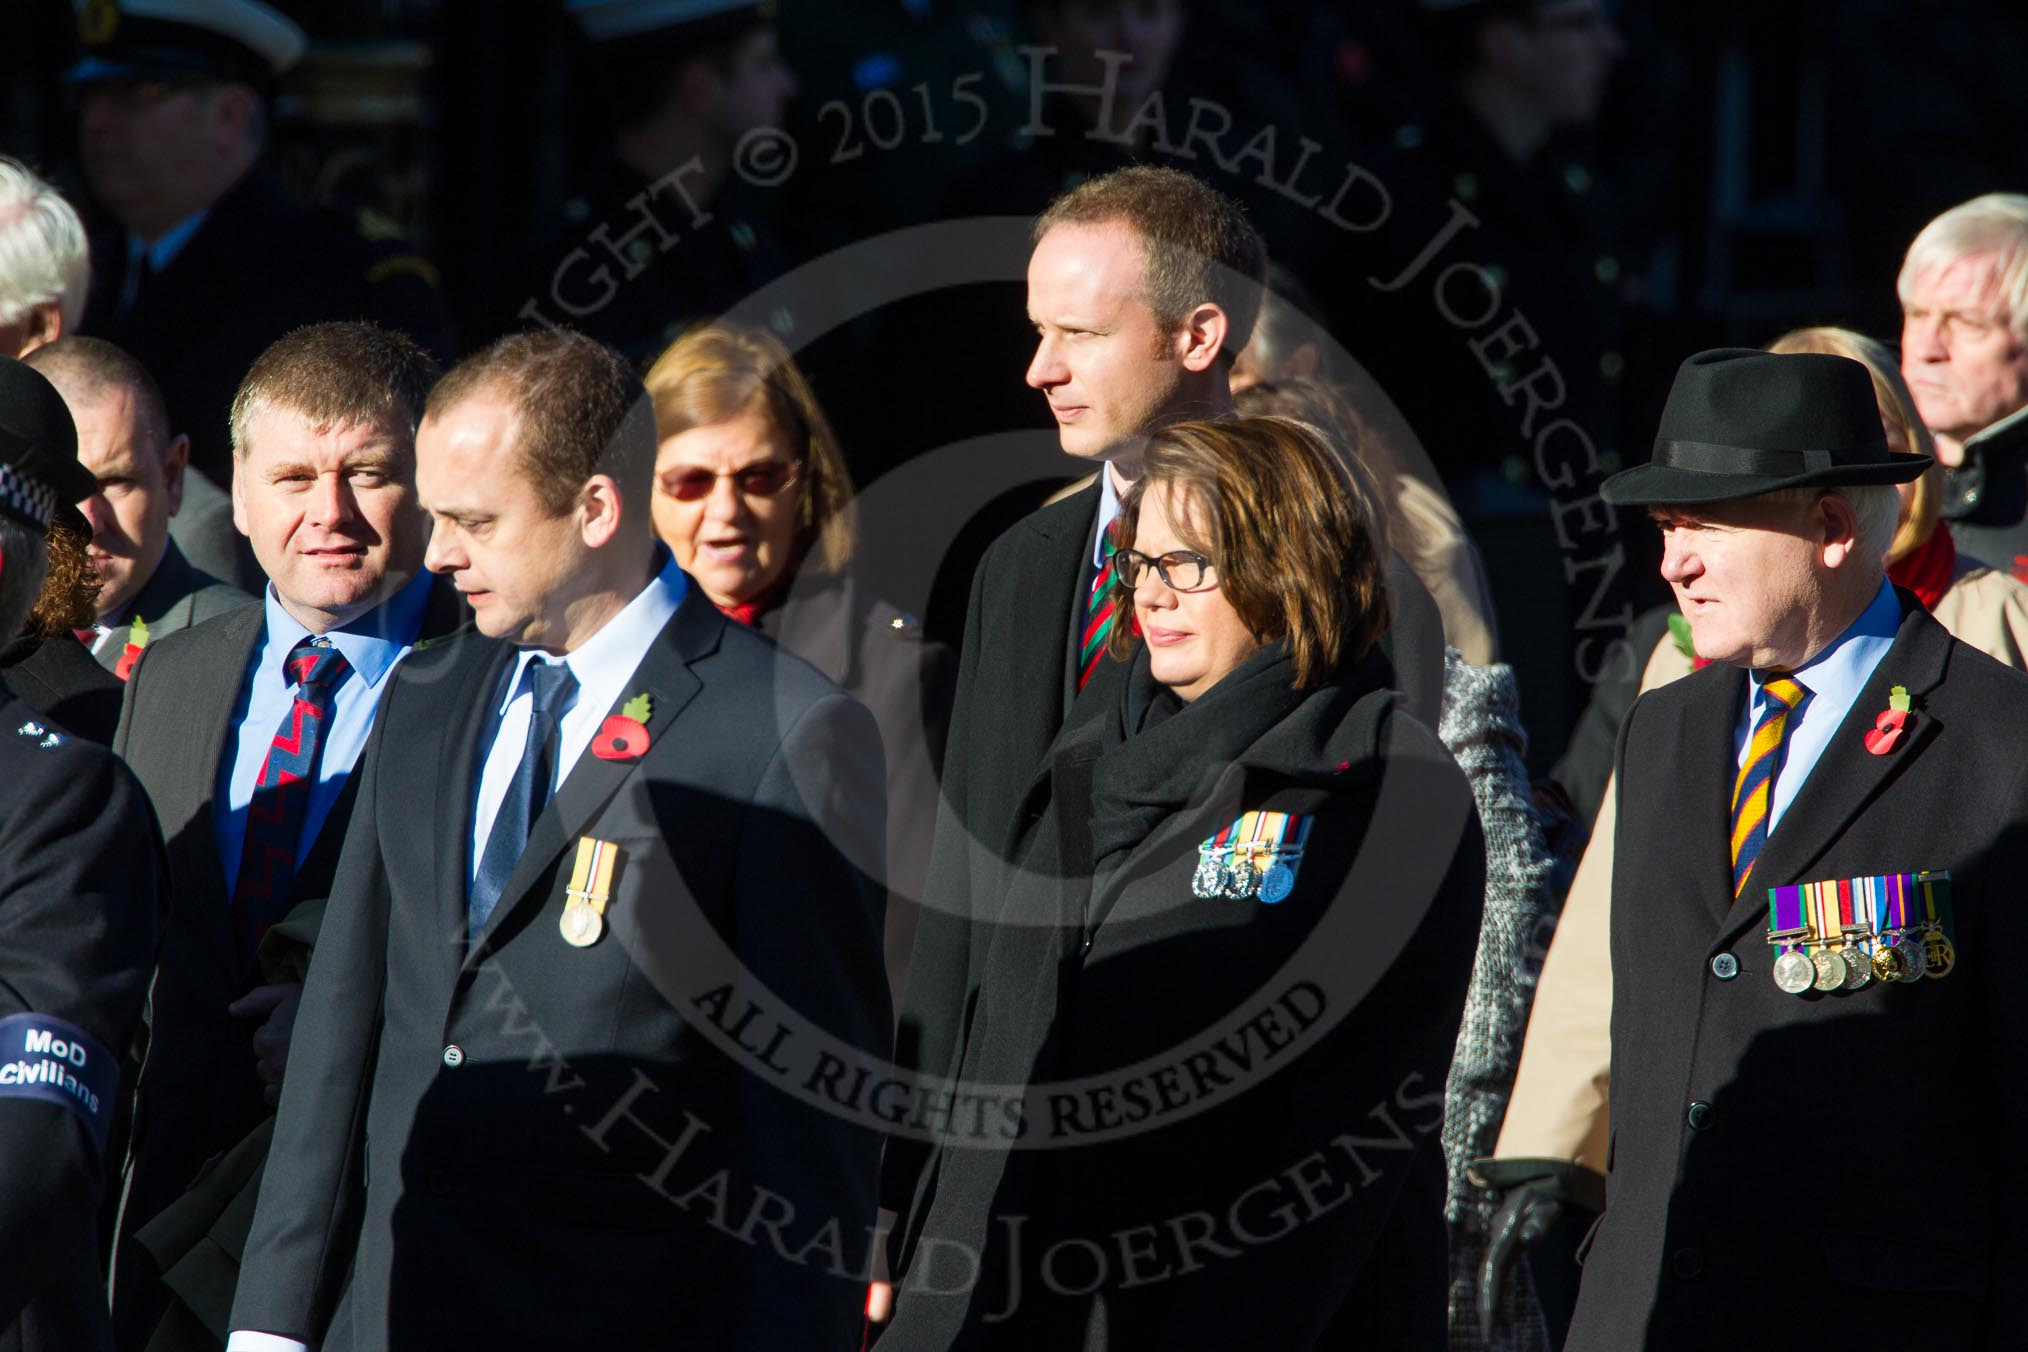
[660,460,801,502]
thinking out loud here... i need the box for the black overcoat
[884,481,1448,1259]
[881,648,1483,1349]
[1570,594,2028,1350]
[0,681,166,1352]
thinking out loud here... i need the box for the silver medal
[1772,949,1816,995]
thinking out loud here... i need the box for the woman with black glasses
[879,415,1484,1351]
[644,323,956,1011]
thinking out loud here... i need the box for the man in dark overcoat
[1567,347,2028,1349]
[881,165,1268,1266]
[0,357,167,1352]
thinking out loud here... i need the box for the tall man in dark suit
[26,336,250,678]
[110,323,461,1352]
[227,330,890,1351]
[1565,348,2028,1350]
[0,357,168,1352]
[881,166,1267,1275]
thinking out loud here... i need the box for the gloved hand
[1467,1156,1605,1341]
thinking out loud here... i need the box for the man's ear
[18,302,63,357]
[161,433,190,517]
[1176,303,1230,374]
[580,474,624,549]
[230,455,250,538]
[207,83,258,147]
[1816,492,1865,569]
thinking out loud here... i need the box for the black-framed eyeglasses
[1115,547,1215,592]
[659,459,801,502]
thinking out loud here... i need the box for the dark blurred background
[12,0,2028,765]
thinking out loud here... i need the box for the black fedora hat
[0,359,101,533]
[1602,348,1931,507]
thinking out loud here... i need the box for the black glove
[1467,1157,1605,1341]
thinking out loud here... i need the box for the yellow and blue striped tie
[1731,674,1809,897]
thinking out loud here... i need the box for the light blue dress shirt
[467,552,687,889]
[1735,578,1900,833]
[213,570,436,897]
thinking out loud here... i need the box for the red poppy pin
[593,692,653,761]
[1864,685,1912,756]
[114,615,150,682]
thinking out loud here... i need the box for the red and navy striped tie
[1078,523,1123,691]
[1730,674,1809,897]
[230,637,352,963]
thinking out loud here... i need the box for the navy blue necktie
[470,659,577,939]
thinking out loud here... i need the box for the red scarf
[1888,523,1957,612]
[718,581,788,629]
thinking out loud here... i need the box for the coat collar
[760,571,857,687]
[125,538,200,626]
[1704,591,1954,942]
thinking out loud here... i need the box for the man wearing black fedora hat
[0,356,168,1351]
[1557,347,2028,1350]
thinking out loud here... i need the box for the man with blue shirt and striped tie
[227,330,889,1351]
[110,322,466,1352]
[1557,347,2028,1351]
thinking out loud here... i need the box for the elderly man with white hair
[0,157,89,359]
[1898,192,2028,575]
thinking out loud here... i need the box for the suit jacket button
[442,1044,465,1068]
[1672,1248,1703,1278]
[1710,953,1739,980]
[1687,1100,1713,1131]
[428,1168,454,1197]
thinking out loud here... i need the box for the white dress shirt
[467,553,686,883]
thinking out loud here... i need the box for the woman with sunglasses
[880,416,1483,1350]
[644,324,956,1009]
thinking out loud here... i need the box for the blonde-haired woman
[645,324,955,1005]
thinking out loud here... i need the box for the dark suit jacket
[95,540,252,678]
[0,680,167,1352]
[83,168,452,482]
[879,651,1483,1349]
[0,635,122,746]
[109,576,466,1350]
[759,572,957,1010]
[230,586,891,1350]
[1569,594,2028,1351]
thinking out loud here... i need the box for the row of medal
[1192,811,1314,904]
[1763,871,1955,996]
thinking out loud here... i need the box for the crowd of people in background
[5,1,2028,1351]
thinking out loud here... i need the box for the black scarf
[1087,641,1308,873]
